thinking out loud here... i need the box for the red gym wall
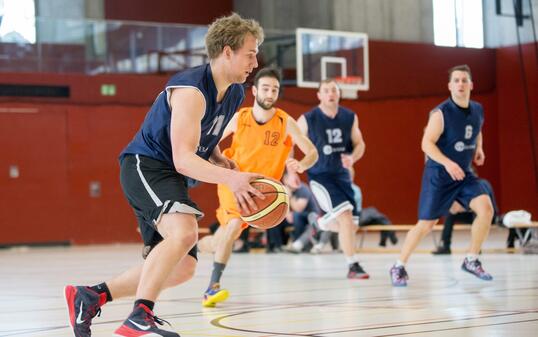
[0,41,536,245]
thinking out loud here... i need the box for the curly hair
[205,13,264,60]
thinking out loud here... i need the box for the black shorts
[120,154,203,260]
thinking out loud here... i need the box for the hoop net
[334,76,362,99]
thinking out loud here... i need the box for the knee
[417,220,436,234]
[476,204,494,222]
[167,226,198,249]
[338,211,354,226]
[159,213,198,248]
[223,221,243,243]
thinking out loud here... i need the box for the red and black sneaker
[114,303,179,336]
[64,285,107,337]
[347,262,370,279]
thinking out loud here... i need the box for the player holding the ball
[202,67,318,308]
[64,13,264,337]
[297,78,368,279]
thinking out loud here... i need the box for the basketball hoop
[340,87,359,100]
[296,28,370,92]
[334,76,362,100]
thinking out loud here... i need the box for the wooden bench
[356,224,465,248]
[356,222,538,249]
[198,222,538,250]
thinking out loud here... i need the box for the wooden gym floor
[1,230,536,336]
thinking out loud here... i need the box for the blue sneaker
[461,258,493,280]
[390,264,409,287]
[202,283,229,308]
[114,303,178,336]
[64,285,107,337]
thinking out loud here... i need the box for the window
[0,0,36,43]
[433,0,483,48]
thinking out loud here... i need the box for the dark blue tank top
[120,64,244,168]
[304,106,355,176]
[426,98,484,172]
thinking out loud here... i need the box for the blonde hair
[318,78,340,91]
[205,13,264,60]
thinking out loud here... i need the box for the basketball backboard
[296,28,369,98]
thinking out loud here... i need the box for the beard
[256,96,274,110]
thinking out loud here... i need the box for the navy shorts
[418,166,488,220]
[308,172,359,224]
[120,154,203,259]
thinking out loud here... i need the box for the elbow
[173,156,190,175]
[421,140,429,153]
[311,150,319,163]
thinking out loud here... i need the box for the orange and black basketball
[240,177,289,229]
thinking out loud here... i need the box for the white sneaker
[310,243,323,254]
[310,243,332,254]
[284,241,303,253]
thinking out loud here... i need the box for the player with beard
[201,67,318,307]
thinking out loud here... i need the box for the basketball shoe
[347,262,370,279]
[390,264,409,287]
[114,303,178,336]
[202,283,229,308]
[64,285,107,337]
[461,258,493,280]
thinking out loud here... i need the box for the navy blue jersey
[426,98,484,172]
[120,64,244,169]
[304,106,355,176]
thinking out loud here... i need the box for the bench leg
[431,231,439,248]
[515,228,532,247]
[358,230,366,249]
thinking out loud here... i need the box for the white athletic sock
[466,254,478,261]
[395,259,405,267]
[345,255,357,265]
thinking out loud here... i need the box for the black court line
[2,283,536,335]
[210,308,538,336]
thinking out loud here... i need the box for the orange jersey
[224,107,292,179]
[217,107,293,226]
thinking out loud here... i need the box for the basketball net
[334,76,361,100]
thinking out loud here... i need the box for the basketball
[240,177,289,229]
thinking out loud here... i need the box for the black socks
[90,282,113,302]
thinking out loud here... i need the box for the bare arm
[209,113,239,169]
[169,88,263,212]
[219,112,239,143]
[473,131,485,166]
[209,144,237,170]
[341,115,365,169]
[297,115,308,134]
[285,117,318,173]
[422,109,465,180]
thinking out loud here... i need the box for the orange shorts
[216,184,249,229]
